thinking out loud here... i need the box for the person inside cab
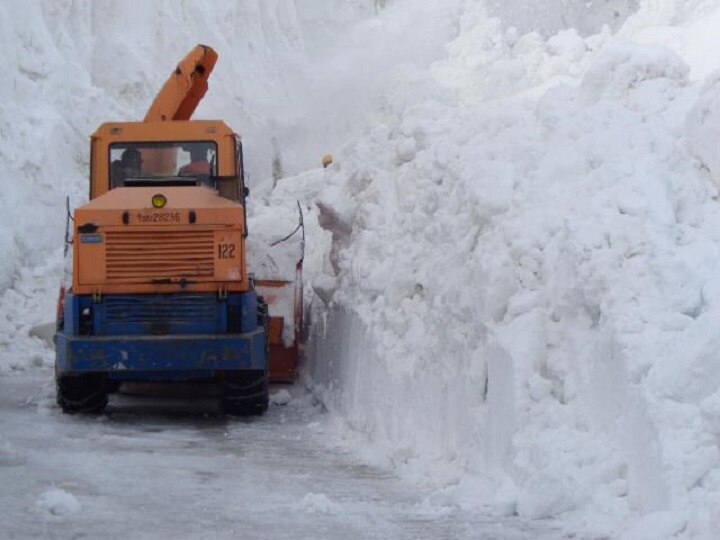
[179,146,211,176]
[111,147,143,187]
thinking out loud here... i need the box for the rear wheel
[56,373,108,414]
[221,297,270,416]
[221,370,269,416]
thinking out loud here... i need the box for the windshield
[109,141,218,189]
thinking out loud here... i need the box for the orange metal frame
[69,43,301,381]
[257,280,300,382]
[75,121,248,296]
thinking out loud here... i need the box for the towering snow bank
[623,0,720,80]
[298,2,720,538]
[485,0,639,37]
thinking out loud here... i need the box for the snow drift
[297,2,720,538]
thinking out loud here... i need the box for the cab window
[109,141,218,189]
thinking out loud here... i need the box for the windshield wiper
[123,177,199,187]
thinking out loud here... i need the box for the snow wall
[4,1,720,538]
[296,2,720,538]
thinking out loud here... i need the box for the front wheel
[56,373,108,414]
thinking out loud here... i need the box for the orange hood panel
[72,186,248,295]
[75,187,244,228]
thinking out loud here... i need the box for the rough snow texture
[301,493,339,515]
[485,0,639,37]
[270,388,293,406]
[5,1,720,539]
[299,2,720,539]
[35,488,81,517]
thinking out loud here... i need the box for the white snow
[301,492,338,515]
[35,488,81,517]
[0,436,25,468]
[1,374,558,539]
[299,2,720,538]
[5,1,720,539]
[270,388,293,406]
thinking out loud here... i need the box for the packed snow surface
[0,374,561,539]
[4,1,720,539]
[35,488,81,517]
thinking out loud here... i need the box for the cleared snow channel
[0,373,562,539]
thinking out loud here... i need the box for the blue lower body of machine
[55,290,266,380]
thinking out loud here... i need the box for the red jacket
[179,161,211,175]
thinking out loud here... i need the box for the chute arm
[143,44,218,122]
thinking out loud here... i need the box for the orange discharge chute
[140,44,302,382]
[144,44,218,122]
[140,45,218,175]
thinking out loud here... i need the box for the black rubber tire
[221,370,269,416]
[221,297,270,416]
[56,373,109,414]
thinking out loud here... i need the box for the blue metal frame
[55,329,266,373]
[56,290,266,379]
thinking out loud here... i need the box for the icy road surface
[0,372,567,540]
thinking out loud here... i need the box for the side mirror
[243,186,250,197]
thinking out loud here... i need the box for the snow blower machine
[54,45,303,415]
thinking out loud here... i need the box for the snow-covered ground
[4,1,720,539]
[0,373,562,540]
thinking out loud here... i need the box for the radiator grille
[105,230,214,282]
[104,295,218,323]
[101,294,221,335]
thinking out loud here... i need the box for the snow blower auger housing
[54,45,302,415]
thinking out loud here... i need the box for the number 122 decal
[218,243,236,259]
